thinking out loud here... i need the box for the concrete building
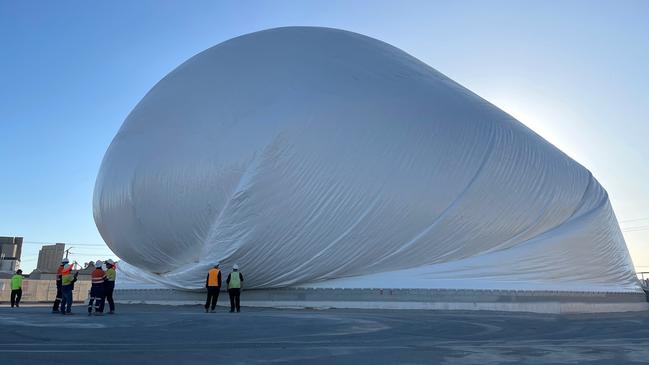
[0,236,23,274]
[36,243,65,273]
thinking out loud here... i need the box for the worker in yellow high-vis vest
[60,261,78,315]
[10,269,23,308]
[227,264,244,313]
[204,263,222,313]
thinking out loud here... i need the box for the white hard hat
[62,258,69,264]
[233,264,239,270]
[95,260,103,267]
[106,259,115,265]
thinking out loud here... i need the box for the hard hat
[62,258,69,264]
[95,260,103,267]
[214,262,220,267]
[233,264,239,270]
[106,259,115,265]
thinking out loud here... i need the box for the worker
[226,264,243,313]
[88,260,107,316]
[204,263,222,313]
[10,269,23,308]
[104,259,117,314]
[60,261,78,315]
[52,258,66,313]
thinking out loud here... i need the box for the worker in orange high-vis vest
[88,261,108,316]
[205,263,222,313]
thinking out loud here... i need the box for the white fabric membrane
[94,27,640,292]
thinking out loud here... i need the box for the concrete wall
[0,279,90,303]
[6,279,645,313]
[113,287,649,314]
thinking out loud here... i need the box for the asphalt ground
[0,304,648,364]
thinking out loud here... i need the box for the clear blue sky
[1,0,648,272]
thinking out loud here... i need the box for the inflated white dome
[93,27,639,291]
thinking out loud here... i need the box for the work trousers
[88,284,105,314]
[104,281,115,312]
[60,286,73,313]
[205,287,220,310]
[52,285,62,311]
[10,289,22,307]
[228,288,241,312]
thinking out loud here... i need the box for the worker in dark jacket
[104,259,117,314]
[226,264,243,313]
[52,258,67,313]
[10,270,23,308]
[205,263,222,313]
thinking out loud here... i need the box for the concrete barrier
[114,287,649,314]
[0,279,91,304]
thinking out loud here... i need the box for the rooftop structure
[0,236,22,274]
[36,243,65,274]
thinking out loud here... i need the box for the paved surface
[0,304,648,364]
